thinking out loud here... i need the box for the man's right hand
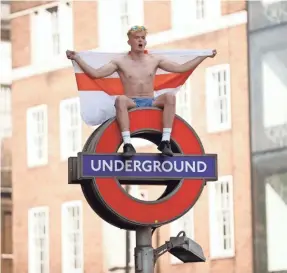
[66,50,78,61]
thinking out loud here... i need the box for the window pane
[63,204,83,271]
[29,209,48,273]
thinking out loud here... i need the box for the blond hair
[127,25,148,37]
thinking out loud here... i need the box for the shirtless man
[66,25,216,158]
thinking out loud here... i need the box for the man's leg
[152,93,176,156]
[114,95,137,157]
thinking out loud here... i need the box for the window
[176,79,192,124]
[0,85,12,138]
[62,201,83,273]
[1,135,12,189]
[98,0,144,49]
[208,175,235,258]
[170,209,194,264]
[60,98,82,160]
[206,64,231,132]
[1,167,12,189]
[102,221,126,271]
[47,6,60,56]
[31,2,73,63]
[261,50,287,148]
[120,0,130,38]
[1,138,12,191]
[196,0,205,20]
[265,173,287,271]
[1,210,12,257]
[171,0,221,29]
[26,105,48,167]
[171,0,194,29]
[28,207,49,273]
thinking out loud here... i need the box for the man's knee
[115,95,128,110]
[164,93,176,105]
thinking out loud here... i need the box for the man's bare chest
[118,60,158,79]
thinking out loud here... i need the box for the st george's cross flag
[72,49,213,126]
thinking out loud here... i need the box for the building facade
[248,1,287,273]
[10,1,254,273]
[1,1,13,273]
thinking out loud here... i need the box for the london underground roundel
[73,108,217,230]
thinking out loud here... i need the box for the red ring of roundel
[94,109,205,225]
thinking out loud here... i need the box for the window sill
[27,160,48,168]
[207,125,231,134]
[1,254,13,259]
[209,252,235,260]
[13,54,72,81]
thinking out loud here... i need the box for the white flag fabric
[71,49,213,126]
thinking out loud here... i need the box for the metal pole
[134,227,154,273]
[155,229,160,273]
[125,185,131,273]
[125,230,131,273]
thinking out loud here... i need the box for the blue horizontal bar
[79,153,217,181]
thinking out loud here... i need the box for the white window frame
[47,6,61,56]
[170,208,195,264]
[102,221,126,271]
[28,206,49,273]
[171,0,221,30]
[208,175,235,259]
[60,97,82,160]
[61,200,84,273]
[176,79,192,125]
[98,0,144,50]
[26,104,48,167]
[120,0,130,39]
[205,64,232,133]
[1,186,12,193]
[0,84,12,138]
[30,1,73,64]
[196,0,205,20]
[1,254,13,259]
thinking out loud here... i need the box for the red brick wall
[221,0,247,15]
[144,1,172,34]
[11,1,53,13]
[10,0,247,69]
[11,15,31,68]
[11,1,252,273]
[11,1,100,69]
[73,1,99,51]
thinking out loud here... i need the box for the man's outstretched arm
[158,50,217,73]
[66,50,118,79]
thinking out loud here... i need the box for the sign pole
[135,227,154,273]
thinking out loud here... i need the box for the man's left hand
[210,49,217,58]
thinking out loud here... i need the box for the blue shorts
[132,97,154,108]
